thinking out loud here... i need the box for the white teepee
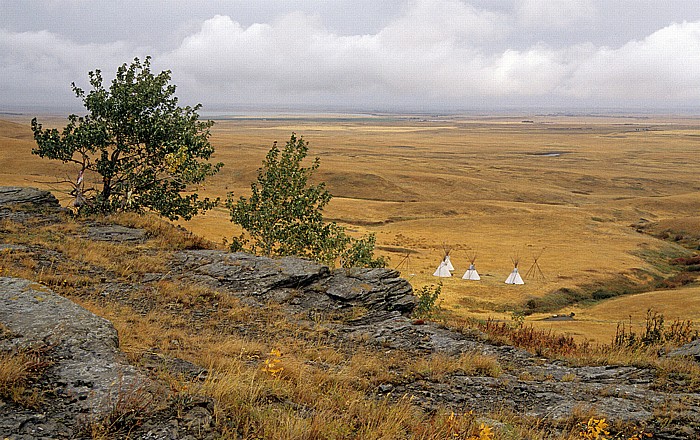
[462,263,481,281]
[461,252,480,280]
[439,246,454,271]
[444,254,455,271]
[433,261,452,277]
[505,268,524,284]
[505,257,524,284]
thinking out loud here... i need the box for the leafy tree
[226,133,386,268]
[31,57,222,220]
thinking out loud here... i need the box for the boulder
[0,277,145,413]
[324,267,415,314]
[0,186,61,224]
[172,250,415,316]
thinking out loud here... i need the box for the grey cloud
[565,21,700,105]
[0,28,146,108]
[2,0,700,111]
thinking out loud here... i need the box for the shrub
[670,255,700,266]
[656,272,697,289]
[413,283,443,320]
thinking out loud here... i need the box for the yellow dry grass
[535,286,700,345]
[2,113,700,343]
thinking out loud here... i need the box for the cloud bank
[2,0,700,111]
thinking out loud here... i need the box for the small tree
[31,57,222,220]
[412,283,443,320]
[226,133,386,268]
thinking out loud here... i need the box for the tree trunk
[102,176,111,203]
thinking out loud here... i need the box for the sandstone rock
[173,251,416,318]
[0,186,61,223]
[323,267,415,314]
[174,250,330,295]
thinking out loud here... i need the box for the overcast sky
[2,0,700,113]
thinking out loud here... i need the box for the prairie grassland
[2,113,699,343]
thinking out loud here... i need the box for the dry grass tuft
[53,236,168,277]
[79,380,158,440]
[0,345,53,408]
[107,211,220,250]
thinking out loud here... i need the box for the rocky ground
[1,187,699,439]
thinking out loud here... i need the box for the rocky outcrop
[167,248,700,438]
[0,277,146,438]
[669,339,700,362]
[0,187,59,208]
[172,250,417,315]
[175,250,331,295]
[323,267,415,314]
[0,186,61,223]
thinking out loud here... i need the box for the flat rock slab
[175,250,331,295]
[323,267,415,313]
[85,224,147,243]
[173,251,417,317]
[0,187,62,224]
[0,187,59,208]
[0,277,144,413]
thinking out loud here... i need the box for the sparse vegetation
[612,309,698,349]
[107,211,218,250]
[5,112,700,438]
[448,308,700,396]
[462,315,582,357]
[7,114,700,344]
[2,203,700,438]
[79,380,157,439]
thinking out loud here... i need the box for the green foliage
[31,57,222,220]
[339,233,387,268]
[226,133,385,268]
[413,282,443,320]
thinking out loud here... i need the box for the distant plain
[2,113,699,344]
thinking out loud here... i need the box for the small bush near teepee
[226,133,386,268]
[413,283,443,320]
